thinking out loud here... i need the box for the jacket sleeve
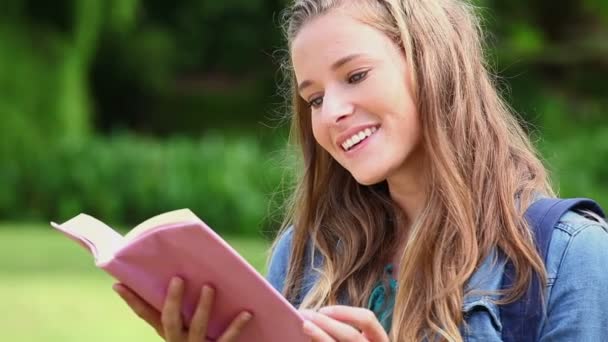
[266,226,295,293]
[539,219,608,341]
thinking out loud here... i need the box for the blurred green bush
[0,133,291,236]
[542,128,608,208]
[536,100,608,209]
[0,0,606,232]
[1,125,605,235]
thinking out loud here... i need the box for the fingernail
[302,320,315,334]
[171,277,183,287]
[112,284,122,294]
[318,307,333,314]
[300,310,315,319]
[242,311,253,321]
[202,284,214,295]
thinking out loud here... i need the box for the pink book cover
[50,209,310,342]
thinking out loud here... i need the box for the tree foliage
[0,0,605,226]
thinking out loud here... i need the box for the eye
[308,96,324,109]
[348,70,369,84]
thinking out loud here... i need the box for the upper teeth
[341,126,378,151]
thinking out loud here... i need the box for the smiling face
[291,6,423,186]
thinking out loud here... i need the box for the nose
[321,89,354,123]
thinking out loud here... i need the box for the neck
[385,146,428,272]
[386,146,428,221]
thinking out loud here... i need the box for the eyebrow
[297,53,365,93]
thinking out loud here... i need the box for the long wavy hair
[272,0,554,340]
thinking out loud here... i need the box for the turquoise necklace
[366,264,397,333]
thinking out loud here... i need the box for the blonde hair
[274,0,553,340]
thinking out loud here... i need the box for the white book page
[124,208,201,241]
[51,214,124,264]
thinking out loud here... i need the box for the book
[51,209,309,342]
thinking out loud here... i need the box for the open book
[51,209,309,342]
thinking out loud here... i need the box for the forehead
[290,8,394,78]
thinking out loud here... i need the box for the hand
[300,306,389,342]
[113,277,252,342]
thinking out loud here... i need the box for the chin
[350,170,387,186]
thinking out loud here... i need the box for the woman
[114,0,608,341]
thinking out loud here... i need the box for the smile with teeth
[341,126,378,151]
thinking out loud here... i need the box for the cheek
[310,118,331,151]
[358,75,404,114]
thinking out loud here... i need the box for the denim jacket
[266,210,608,341]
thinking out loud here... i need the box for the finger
[113,283,164,338]
[162,277,186,342]
[188,285,215,342]
[318,306,388,341]
[301,309,363,341]
[300,314,335,342]
[217,311,253,342]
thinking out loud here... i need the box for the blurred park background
[1,0,606,340]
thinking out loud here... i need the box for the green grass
[0,222,271,341]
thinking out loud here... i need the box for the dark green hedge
[1,124,605,234]
[0,133,291,236]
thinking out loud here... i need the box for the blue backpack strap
[500,198,605,342]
